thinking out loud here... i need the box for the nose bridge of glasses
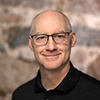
[47,34,56,44]
[45,35,56,47]
[45,34,57,50]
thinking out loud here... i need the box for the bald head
[30,10,72,35]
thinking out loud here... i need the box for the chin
[42,60,63,71]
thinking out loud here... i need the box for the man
[12,10,100,100]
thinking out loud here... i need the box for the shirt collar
[34,62,80,94]
[34,70,46,93]
[56,62,79,93]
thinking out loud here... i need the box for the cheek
[60,43,71,60]
[59,43,71,53]
[33,46,44,60]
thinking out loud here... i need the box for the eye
[36,36,45,40]
[35,35,47,43]
[55,34,66,39]
[57,35,64,38]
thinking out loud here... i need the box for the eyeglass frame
[30,31,72,46]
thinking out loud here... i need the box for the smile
[42,53,61,61]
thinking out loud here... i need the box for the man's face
[29,11,76,71]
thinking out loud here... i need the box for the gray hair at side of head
[30,10,72,35]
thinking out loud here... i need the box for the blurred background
[0,0,100,100]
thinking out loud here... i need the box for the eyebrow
[34,30,70,35]
[34,32,46,35]
[54,30,70,34]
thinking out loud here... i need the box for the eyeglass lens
[32,32,70,45]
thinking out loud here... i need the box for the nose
[45,36,57,51]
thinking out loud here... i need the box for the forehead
[33,11,69,33]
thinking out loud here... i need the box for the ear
[29,36,34,51]
[71,32,76,47]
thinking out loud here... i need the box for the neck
[40,61,70,91]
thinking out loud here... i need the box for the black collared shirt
[12,62,100,100]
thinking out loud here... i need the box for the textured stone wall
[0,0,100,100]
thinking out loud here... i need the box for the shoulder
[74,69,100,99]
[79,70,100,86]
[78,70,100,91]
[12,77,36,100]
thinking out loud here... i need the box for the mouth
[42,53,61,61]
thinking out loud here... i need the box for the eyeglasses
[30,32,72,46]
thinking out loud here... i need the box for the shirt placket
[44,90,54,100]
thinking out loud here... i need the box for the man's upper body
[12,10,100,100]
[12,62,100,100]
